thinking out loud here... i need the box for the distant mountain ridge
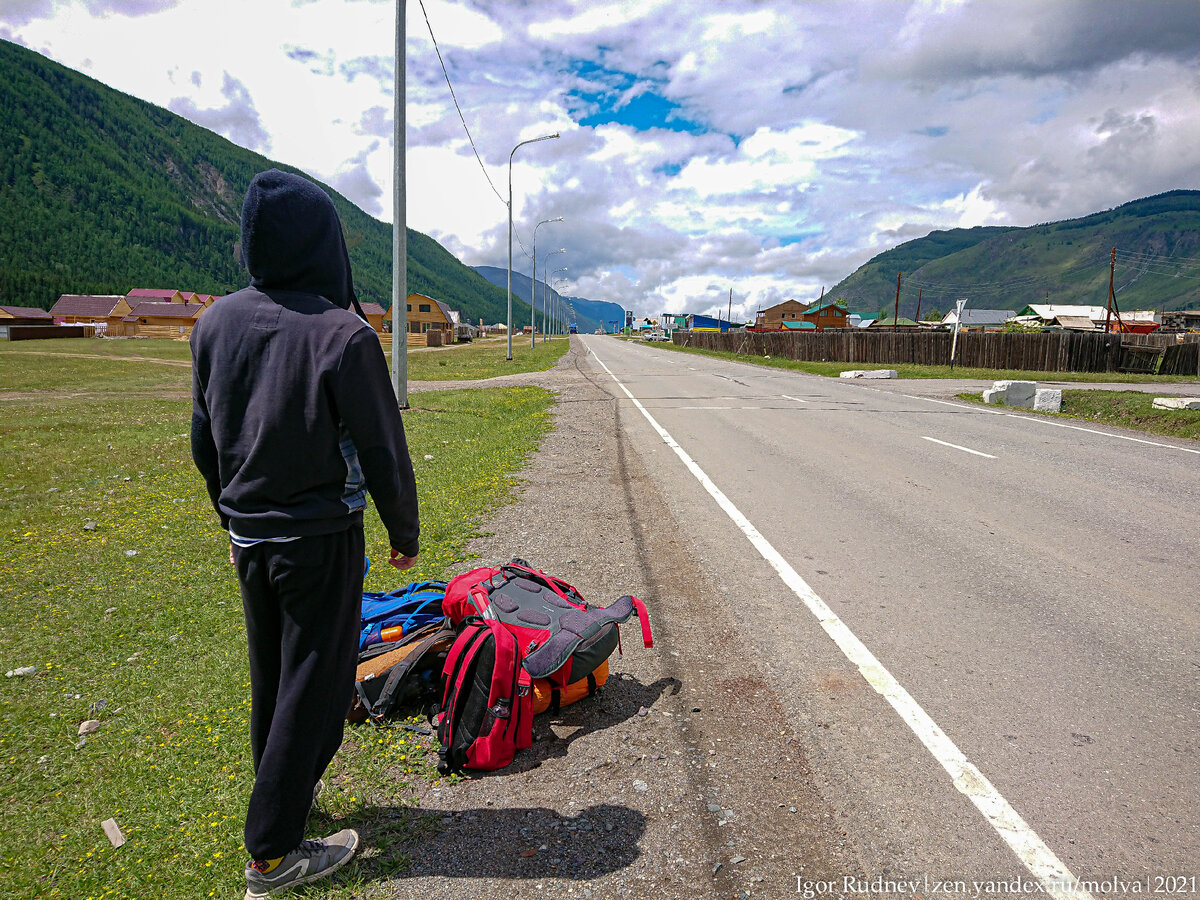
[0,38,528,326]
[472,265,627,333]
[827,191,1200,319]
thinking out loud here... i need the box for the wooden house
[383,293,455,346]
[0,305,54,322]
[127,288,185,305]
[755,299,808,329]
[799,298,849,330]
[755,297,848,331]
[50,294,132,334]
[121,301,207,338]
[358,302,386,333]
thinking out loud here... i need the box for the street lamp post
[391,0,408,407]
[507,132,559,360]
[543,248,565,343]
[531,217,562,348]
[551,267,568,339]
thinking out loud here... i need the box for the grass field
[0,338,558,899]
[404,334,570,381]
[654,340,1200,384]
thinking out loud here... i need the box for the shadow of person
[328,802,646,883]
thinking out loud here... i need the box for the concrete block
[982,388,1005,405]
[993,380,1036,407]
[839,369,898,379]
[1034,388,1062,412]
[1152,397,1200,410]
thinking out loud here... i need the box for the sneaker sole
[243,831,359,900]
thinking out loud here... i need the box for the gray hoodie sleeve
[333,327,420,557]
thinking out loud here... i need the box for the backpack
[434,618,532,775]
[359,580,447,652]
[443,560,652,690]
[349,618,457,724]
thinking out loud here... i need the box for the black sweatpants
[233,525,364,859]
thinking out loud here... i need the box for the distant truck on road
[568,323,578,334]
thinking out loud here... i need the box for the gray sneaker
[243,828,359,899]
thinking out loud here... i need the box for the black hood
[240,169,363,315]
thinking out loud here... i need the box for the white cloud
[2,0,1197,317]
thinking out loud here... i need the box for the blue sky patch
[917,125,948,138]
[567,58,707,134]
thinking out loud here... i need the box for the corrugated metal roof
[1,305,54,318]
[127,288,180,300]
[127,302,205,319]
[50,294,126,316]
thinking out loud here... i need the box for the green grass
[655,341,1200,384]
[957,389,1200,441]
[402,334,570,381]
[0,341,556,898]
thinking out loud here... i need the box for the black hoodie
[190,169,419,556]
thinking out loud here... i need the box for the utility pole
[915,288,922,324]
[893,272,902,331]
[727,288,732,325]
[391,0,408,407]
[1103,247,1116,334]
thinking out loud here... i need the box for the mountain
[0,38,527,325]
[472,265,627,333]
[827,191,1200,320]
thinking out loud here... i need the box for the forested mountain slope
[829,191,1200,319]
[0,38,522,324]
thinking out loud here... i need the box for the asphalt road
[577,334,1199,898]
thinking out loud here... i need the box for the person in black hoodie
[190,169,419,898]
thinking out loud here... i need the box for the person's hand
[229,543,236,566]
[388,549,418,571]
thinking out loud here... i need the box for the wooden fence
[1160,341,1200,376]
[673,329,1200,375]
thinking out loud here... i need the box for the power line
[417,0,534,262]
[417,0,505,207]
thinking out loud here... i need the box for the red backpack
[434,561,652,773]
[443,560,652,688]
[434,617,532,775]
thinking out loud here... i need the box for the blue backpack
[359,580,448,652]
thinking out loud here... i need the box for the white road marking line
[781,394,809,403]
[904,394,1006,414]
[921,436,998,459]
[1006,411,1200,455]
[589,347,1092,900]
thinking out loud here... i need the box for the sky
[2,0,1198,320]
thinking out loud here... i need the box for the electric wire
[417,0,533,260]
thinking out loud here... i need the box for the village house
[49,294,132,334]
[358,302,386,333]
[0,305,54,323]
[939,309,1016,330]
[382,292,456,346]
[755,297,849,331]
[119,300,208,338]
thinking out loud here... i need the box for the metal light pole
[391,0,408,406]
[507,132,559,360]
[551,267,568,339]
[531,218,562,348]
[543,248,565,342]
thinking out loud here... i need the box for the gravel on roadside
[357,340,866,900]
